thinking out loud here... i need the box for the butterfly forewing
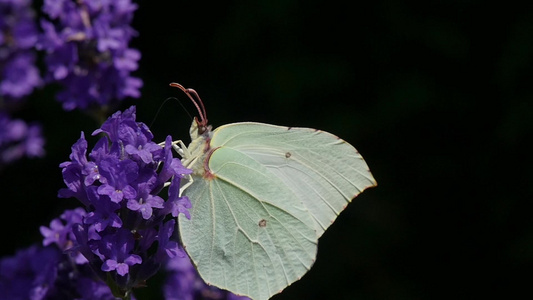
[210,122,377,236]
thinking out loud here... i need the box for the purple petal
[139,205,153,220]
[124,254,142,266]
[102,259,118,272]
[146,195,164,208]
[98,184,122,203]
[126,199,141,211]
[122,185,137,199]
[115,263,129,276]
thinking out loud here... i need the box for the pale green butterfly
[170,83,377,300]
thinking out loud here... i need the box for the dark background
[2,1,532,299]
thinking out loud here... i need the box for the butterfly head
[189,116,212,141]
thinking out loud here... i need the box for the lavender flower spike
[58,105,193,297]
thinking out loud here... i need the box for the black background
[2,1,532,299]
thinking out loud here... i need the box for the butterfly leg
[165,140,199,195]
[163,139,196,164]
[178,154,202,195]
[162,140,185,157]
[159,139,187,156]
[179,173,194,196]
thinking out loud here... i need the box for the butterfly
[170,83,376,300]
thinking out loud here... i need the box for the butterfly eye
[198,125,206,135]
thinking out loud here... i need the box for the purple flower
[0,113,45,165]
[99,229,142,276]
[0,0,42,100]
[76,277,132,300]
[93,106,158,158]
[125,140,162,164]
[97,157,139,203]
[38,0,142,111]
[127,183,165,219]
[0,245,61,300]
[164,255,251,300]
[40,207,86,250]
[0,1,45,166]
[156,220,183,260]
[165,178,192,219]
[0,52,41,98]
[157,135,193,187]
[84,190,122,232]
[58,106,192,295]
[58,132,91,204]
[0,244,123,300]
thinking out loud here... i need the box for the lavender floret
[0,113,45,165]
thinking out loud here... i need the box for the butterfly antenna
[187,88,208,125]
[149,96,193,128]
[169,83,208,127]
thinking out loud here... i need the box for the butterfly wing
[179,122,376,300]
[209,122,377,235]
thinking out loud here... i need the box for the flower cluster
[164,256,251,300]
[0,242,123,300]
[0,112,45,166]
[0,0,42,100]
[56,106,191,297]
[38,0,142,111]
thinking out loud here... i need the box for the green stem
[121,292,132,300]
